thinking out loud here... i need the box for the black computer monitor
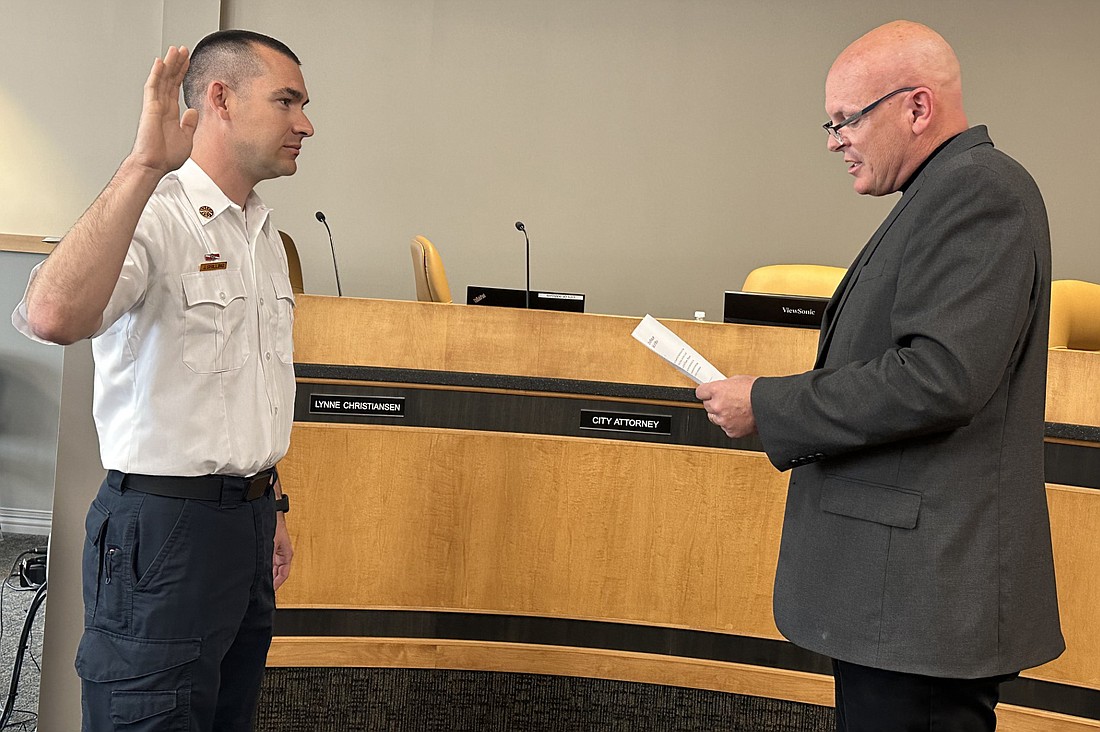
[723,291,829,328]
[466,285,585,313]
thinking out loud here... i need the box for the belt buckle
[245,472,272,501]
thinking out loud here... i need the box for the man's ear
[909,87,933,135]
[207,80,232,120]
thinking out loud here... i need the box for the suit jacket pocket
[820,476,921,529]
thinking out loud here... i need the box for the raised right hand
[130,46,198,176]
[22,45,200,345]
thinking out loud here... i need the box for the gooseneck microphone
[315,211,343,297]
[515,221,530,309]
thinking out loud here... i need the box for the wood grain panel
[1026,484,1100,688]
[278,424,788,639]
[0,232,54,255]
[292,295,819,385]
[1048,350,1100,427]
[296,297,1100,427]
[280,296,1100,717]
[998,706,1100,732]
[277,427,1100,693]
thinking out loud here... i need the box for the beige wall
[220,0,1100,319]
[0,250,61,522]
[3,2,1098,320]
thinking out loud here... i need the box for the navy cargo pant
[76,471,276,731]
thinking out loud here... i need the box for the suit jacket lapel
[813,127,995,368]
[815,193,917,367]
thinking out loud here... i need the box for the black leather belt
[109,469,276,502]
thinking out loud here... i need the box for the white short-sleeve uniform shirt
[14,159,297,477]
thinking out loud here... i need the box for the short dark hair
[183,30,301,110]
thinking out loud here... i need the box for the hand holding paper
[696,375,758,438]
[630,314,726,384]
[630,314,757,437]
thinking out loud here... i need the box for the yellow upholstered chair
[279,230,305,294]
[742,264,847,299]
[1049,279,1100,350]
[410,235,453,303]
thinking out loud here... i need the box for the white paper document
[630,315,726,384]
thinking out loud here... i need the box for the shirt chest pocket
[269,272,296,364]
[180,270,250,373]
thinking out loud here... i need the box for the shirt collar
[170,159,273,227]
[899,132,961,193]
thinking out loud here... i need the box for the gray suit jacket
[752,126,1064,678]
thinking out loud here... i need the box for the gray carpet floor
[0,533,47,731]
[258,667,837,731]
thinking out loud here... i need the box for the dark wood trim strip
[295,366,1100,446]
[294,364,697,404]
[1045,441,1100,489]
[293,379,762,451]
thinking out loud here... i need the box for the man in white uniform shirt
[13,30,313,731]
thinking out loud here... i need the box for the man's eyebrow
[273,87,305,101]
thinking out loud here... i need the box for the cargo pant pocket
[82,500,111,625]
[110,690,179,727]
[76,627,201,731]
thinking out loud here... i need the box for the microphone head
[515,221,525,232]
[315,211,326,223]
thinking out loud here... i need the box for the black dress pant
[76,473,277,731]
[832,659,1018,732]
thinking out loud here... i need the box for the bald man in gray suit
[698,21,1063,732]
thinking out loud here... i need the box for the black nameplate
[723,291,829,329]
[466,285,586,313]
[580,410,672,436]
[310,393,406,417]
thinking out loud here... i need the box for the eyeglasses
[822,87,917,144]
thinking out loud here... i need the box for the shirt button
[219,292,227,301]
[265,352,271,361]
[260,297,265,306]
